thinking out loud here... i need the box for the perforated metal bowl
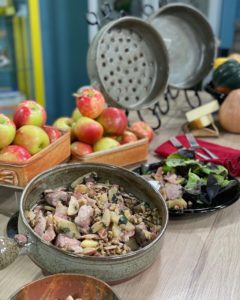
[149,4,216,89]
[87,16,169,110]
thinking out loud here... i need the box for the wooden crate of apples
[52,87,154,166]
[0,100,70,187]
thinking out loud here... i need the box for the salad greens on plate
[136,153,239,212]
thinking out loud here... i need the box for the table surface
[1,92,240,300]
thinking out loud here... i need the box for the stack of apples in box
[0,100,62,163]
[52,87,154,157]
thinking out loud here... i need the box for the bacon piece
[74,205,93,231]
[55,234,83,253]
[165,183,182,200]
[44,189,70,207]
[34,210,46,237]
[54,202,68,219]
[164,173,179,184]
[42,224,56,242]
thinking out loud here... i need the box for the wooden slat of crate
[71,137,148,167]
[0,130,71,188]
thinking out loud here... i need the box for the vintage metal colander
[148,3,216,89]
[87,16,169,110]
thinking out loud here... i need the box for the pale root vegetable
[81,240,98,248]
[218,89,240,133]
[228,53,240,63]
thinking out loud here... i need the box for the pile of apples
[0,100,62,163]
[53,87,154,156]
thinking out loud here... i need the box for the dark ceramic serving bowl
[0,163,168,283]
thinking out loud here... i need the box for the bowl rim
[19,162,168,261]
[8,272,121,300]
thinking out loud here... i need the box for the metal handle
[195,151,211,160]
[201,147,219,160]
[186,133,218,159]
[170,136,210,160]
[142,4,154,17]
[169,137,183,149]
[0,235,31,270]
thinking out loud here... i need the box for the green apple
[13,125,50,155]
[0,113,16,149]
[93,137,120,152]
[53,117,75,141]
[71,107,82,122]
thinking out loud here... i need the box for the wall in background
[237,0,240,20]
[219,0,238,52]
[40,0,89,123]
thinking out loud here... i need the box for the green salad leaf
[201,163,228,176]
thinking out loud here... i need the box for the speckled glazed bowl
[9,273,120,300]
[1,163,168,283]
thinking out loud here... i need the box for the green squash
[212,59,240,94]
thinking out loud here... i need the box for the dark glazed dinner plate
[133,162,240,216]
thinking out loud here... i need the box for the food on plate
[140,153,239,210]
[25,172,161,256]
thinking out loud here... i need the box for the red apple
[71,141,93,156]
[43,125,62,143]
[97,107,128,135]
[73,116,103,145]
[0,145,31,162]
[75,88,105,119]
[130,121,154,142]
[53,117,75,141]
[13,125,50,155]
[119,130,138,145]
[13,100,47,128]
[93,137,120,152]
[0,113,16,149]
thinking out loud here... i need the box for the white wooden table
[1,92,240,300]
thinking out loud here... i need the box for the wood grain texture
[71,137,149,167]
[0,92,240,300]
